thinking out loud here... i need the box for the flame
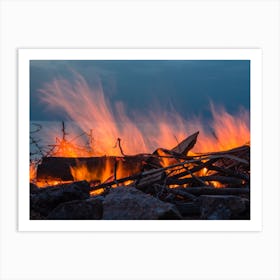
[201,167,208,176]
[32,73,250,190]
[212,181,223,188]
[39,75,148,156]
[35,180,73,188]
[39,73,249,157]
[90,188,105,196]
[192,104,250,153]
[51,139,92,158]
[29,162,37,182]
[69,158,138,185]
[70,158,114,184]
[157,149,177,168]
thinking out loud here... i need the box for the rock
[47,196,103,220]
[30,183,41,194]
[30,181,90,217]
[200,195,249,220]
[30,209,46,220]
[174,201,201,218]
[103,187,182,220]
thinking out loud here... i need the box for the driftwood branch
[171,131,199,155]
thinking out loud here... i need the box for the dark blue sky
[30,60,250,121]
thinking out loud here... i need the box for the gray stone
[200,195,249,220]
[30,181,90,217]
[47,196,103,220]
[103,187,182,220]
[30,183,41,194]
[174,201,201,218]
[30,209,46,220]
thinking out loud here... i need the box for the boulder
[174,201,201,218]
[30,209,46,220]
[30,181,90,217]
[200,195,249,220]
[47,196,103,220]
[30,183,42,194]
[103,187,182,220]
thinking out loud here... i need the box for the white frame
[18,48,262,232]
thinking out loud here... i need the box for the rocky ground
[30,181,250,220]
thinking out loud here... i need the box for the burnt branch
[114,138,126,156]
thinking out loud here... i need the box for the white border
[18,49,262,231]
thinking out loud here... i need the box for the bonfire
[30,74,250,220]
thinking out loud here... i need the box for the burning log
[36,154,159,183]
[36,156,87,181]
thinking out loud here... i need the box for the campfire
[30,74,250,220]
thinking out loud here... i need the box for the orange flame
[39,73,249,157]
[70,158,113,184]
[192,103,250,153]
[32,73,250,190]
[29,162,37,182]
[39,75,148,156]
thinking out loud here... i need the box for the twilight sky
[30,60,250,122]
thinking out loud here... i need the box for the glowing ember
[212,181,223,188]
[34,180,73,188]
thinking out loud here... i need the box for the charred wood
[37,155,152,182]
[166,175,245,186]
[174,186,249,196]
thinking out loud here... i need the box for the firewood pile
[30,131,250,220]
